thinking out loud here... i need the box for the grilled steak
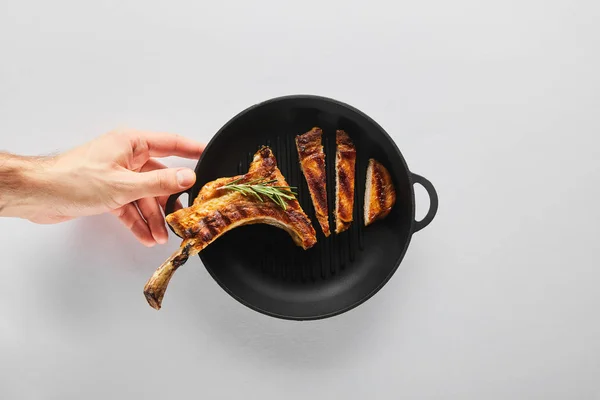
[334,130,356,234]
[143,146,317,310]
[296,127,330,237]
[364,159,396,226]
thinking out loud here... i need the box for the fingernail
[151,231,167,245]
[177,169,195,187]
[156,234,168,244]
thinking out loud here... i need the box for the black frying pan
[166,95,438,320]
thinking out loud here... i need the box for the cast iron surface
[166,95,438,320]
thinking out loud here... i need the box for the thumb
[132,168,196,199]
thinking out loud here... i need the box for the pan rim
[194,94,417,320]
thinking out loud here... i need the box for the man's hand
[0,129,205,246]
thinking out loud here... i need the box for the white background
[1,1,599,399]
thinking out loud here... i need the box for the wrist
[0,154,57,219]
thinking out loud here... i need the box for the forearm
[0,153,55,219]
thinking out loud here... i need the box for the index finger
[137,131,206,159]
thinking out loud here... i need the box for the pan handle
[411,173,438,233]
[165,189,191,238]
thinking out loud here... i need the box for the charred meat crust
[168,202,317,250]
[335,130,356,233]
[295,127,330,237]
[295,127,323,158]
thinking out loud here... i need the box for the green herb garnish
[218,177,297,210]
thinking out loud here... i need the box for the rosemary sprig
[218,177,297,210]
